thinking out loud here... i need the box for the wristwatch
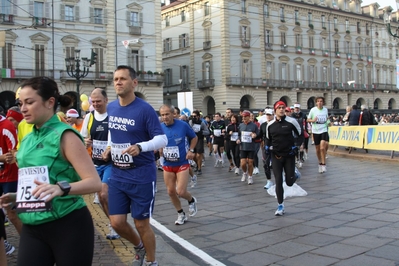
[189,149,195,153]
[56,181,71,197]
[136,144,142,153]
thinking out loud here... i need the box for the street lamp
[65,49,91,116]
[383,2,399,39]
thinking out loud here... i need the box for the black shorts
[194,138,204,154]
[313,132,329,146]
[212,137,224,147]
[240,150,255,159]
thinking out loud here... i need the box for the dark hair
[192,110,200,116]
[174,106,180,115]
[215,112,221,116]
[230,114,239,123]
[21,77,68,112]
[315,96,325,104]
[115,65,137,79]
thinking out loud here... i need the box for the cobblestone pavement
[5,145,399,265]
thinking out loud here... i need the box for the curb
[328,145,399,163]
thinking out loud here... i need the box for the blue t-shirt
[161,119,196,167]
[108,97,165,184]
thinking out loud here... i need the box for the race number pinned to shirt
[241,131,252,143]
[163,146,180,162]
[92,140,108,161]
[315,115,327,124]
[16,166,52,213]
[231,132,238,141]
[213,129,222,137]
[111,143,135,169]
[192,124,201,133]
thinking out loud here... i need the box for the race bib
[241,131,252,143]
[16,166,52,213]
[92,140,108,160]
[214,129,221,137]
[192,124,201,133]
[111,143,135,169]
[315,115,327,124]
[230,132,238,141]
[163,146,180,162]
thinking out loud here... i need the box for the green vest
[16,115,86,225]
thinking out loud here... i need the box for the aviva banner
[328,126,366,148]
[364,126,399,151]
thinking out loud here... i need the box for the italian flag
[1,68,15,78]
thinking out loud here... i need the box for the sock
[188,197,195,204]
[177,209,184,214]
[135,242,144,250]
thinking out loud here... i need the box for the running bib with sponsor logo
[111,143,135,169]
[213,129,221,137]
[92,140,107,161]
[192,124,201,133]
[241,131,252,143]
[315,115,327,124]
[163,146,180,162]
[231,132,238,141]
[16,166,52,213]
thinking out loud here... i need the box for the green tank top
[16,115,86,225]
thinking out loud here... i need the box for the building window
[34,1,44,18]
[242,59,251,79]
[241,26,249,41]
[204,2,210,16]
[321,37,327,50]
[165,68,172,85]
[333,17,337,30]
[344,0,348,10]
[308,12,312,25]
[295,34,302,47]
[366,23,369,35]
[179,34,189,48]
[345,41,350,53]
[180,65,189,88]
[130,12,142,27]
[334,67,340,83]
[94,8,103,24]
[181,11,185,22]
[266,61,272,78]
[375,46,379,57]
[1,0,11,14]
[295,10,299,24]
[264,4,269,18]
[165,16,169,27]
[265,30,271,44]
[204,61,211,80]
[309,36,314,48]
[281,32,286,46]
[357,22,361,34]
[345,19,349,31]
[334,40,339,53]
[163,38,172,52]
[35,44,45,76]
[129,50,139,72]
[241,0,246,14]
[322,66,328,82]
[281,63,287,80]
[321,15,325,28]
[2,43,12,69]
[296,64,301,81]
[309,65,315,82]
[280,7,284,22]
[92,47,104,75]
[65,5,74,21]
[389,47,393,59]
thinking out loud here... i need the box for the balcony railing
[281,45,288,52]
[203,41,211,50]
[265,43,273,51]
[129,26,141,35]
[0,14,13,24]
[32,17,48,27]
[197,79,215,89]
[241,39,250,48]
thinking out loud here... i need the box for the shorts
[108,179,156,220]
[96,163,112,184]
[212,137,224,147]
[313,132,330,146]
[206,136,212,144]
[163,164,190,173]
[0,181,18,194]
[240,150,255,160]
[194,138,204,154]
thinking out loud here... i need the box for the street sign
[181,108,191,117]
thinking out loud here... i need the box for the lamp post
[65,49,91,116]
[383,3,399,38]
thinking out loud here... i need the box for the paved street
[5,145,399,265]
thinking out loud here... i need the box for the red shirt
[0,116,18,183]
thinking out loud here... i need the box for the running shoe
[235,168,240,175]
[318,164,323,174]
[175,212,188,225]
[144,261,159,266]
[264,180,273,189]
[4,240,15,255]
[322,165,326,173]
[197,169,202,176]
[132,247,146,266]
[247,176,253,185]
[275,204,285,216]
[190,175,197,188]
[93,193,100,204]
[241,173,248,182]
[253,167,259,175]
[106,225,120,240]
[4,216,9,226]
[188,197,197,216]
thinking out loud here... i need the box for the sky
[362,0,397,10]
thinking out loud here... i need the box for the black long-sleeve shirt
[265,116,301,157]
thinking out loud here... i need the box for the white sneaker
[241,173,247,182]
[93,193,100,204]
[188,196,197,216]
[253,167,259,175]
[325,154,328,159]
[264,180,273,189]
[303,152,308,160]
[106,225,120,240]
[318,165,323,173]
[235,168,240,175]
[247,176,253,185]
[298,162,303,169]
[175,212,188,225]
[190,175,197,188]
[322,165,326,173]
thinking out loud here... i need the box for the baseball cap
[294,103,300,108]
[274,101,286,110]
[66,109,79,118]
[265,108,273,115]
[285,107,291,112]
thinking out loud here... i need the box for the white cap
[294,103,300,108]
[265,108,273,115]
[66,109,79,118]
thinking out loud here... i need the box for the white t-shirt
[308,106,329,134]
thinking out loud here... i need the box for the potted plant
[309,24,314,29]
[137,70,142,75]
[153,71,160,75]
[295,21,300,26]
[147,70,153,76]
